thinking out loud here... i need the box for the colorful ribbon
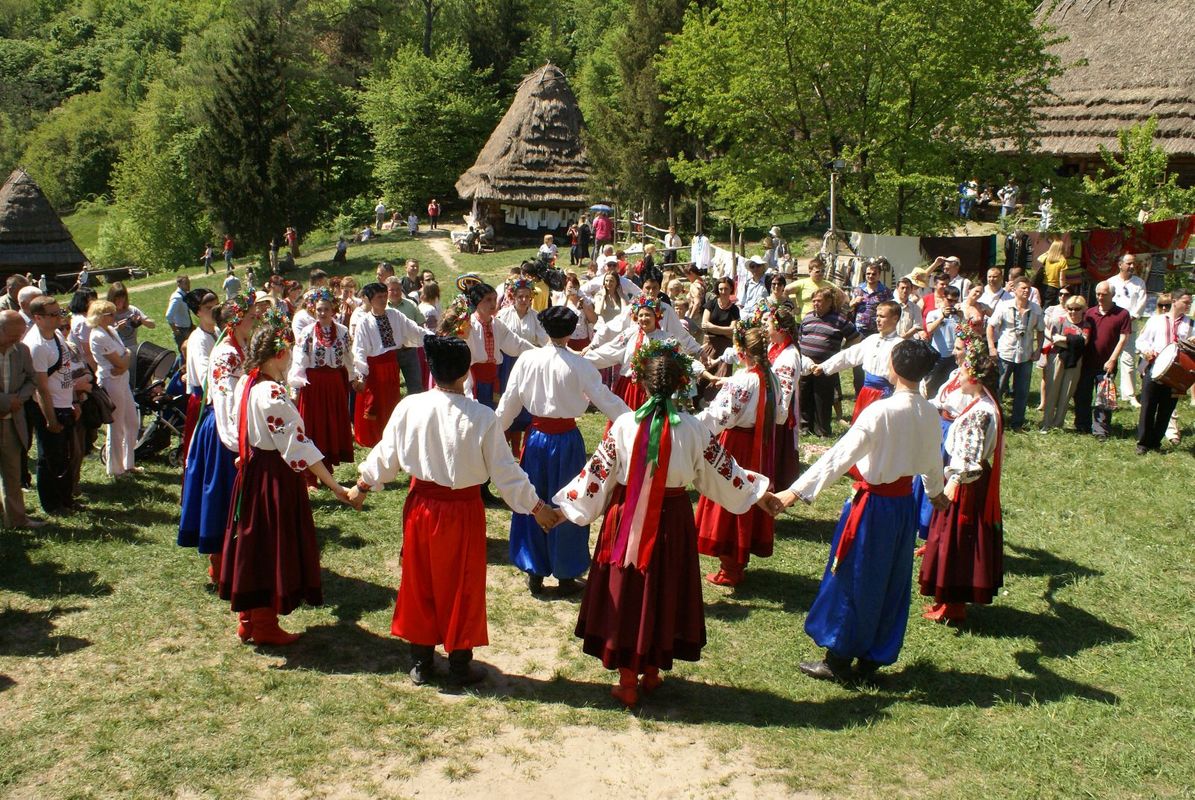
[606,394,679,571]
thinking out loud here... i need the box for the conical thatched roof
[0,169,87,272]
[1032,0,1195,157]
[456,64,591,206]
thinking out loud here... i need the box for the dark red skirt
[181,392,202,464]
[567,336,590,352]
[773,422,799,489]
[354,354,400,447]
[695,426,774,564]
[219,448,322,614]
[919,464,1003,604]
[298,366,353,467]
[576,486,705,671]
[612,374,646,411]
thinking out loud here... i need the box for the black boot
[526,574,545,596]
[555,578,584,597]
[408,643,436,686]
[799,652,853,683]
[854,658,883,684]
[447,649,486,687]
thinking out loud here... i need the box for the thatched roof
[1032,0,1195,157]
[0,168,87,272]
[456,64,591,206]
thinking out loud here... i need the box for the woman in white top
[288,288,354,476]
[538,234,558,262]
[182,290,219,461]
[767,305,815,488]
[87,300,139,477]
[108,282,155,349]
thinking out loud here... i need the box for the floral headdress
[303,287,336,314]
[955,322,994,383]
[630,293,663,318]
[732,310,767,352]
[504,276,535,298]
[629,337,694,398]
[222,293,256,331]
[259,307,295,352]
[439,294,474,338]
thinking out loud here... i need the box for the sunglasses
[1157,304,1172,310]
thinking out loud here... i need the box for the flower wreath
[303,287,337,314]
[504,276,535,297]
[955,322,994,383]
[629,337,695,399]
[732,313,766,352]
[438,294,474,338]
[630,293,663,318]
[222,293,256,331]
[259,307,295,352]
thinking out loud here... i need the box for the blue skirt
[178,410,238,554]
[912,416,952,539]
[498,356,532,433]
[804,492,917,665]
[509,426,590,579]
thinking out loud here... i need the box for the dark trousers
[1074,369,1113,436]
[1137,372,1179,450]
[925,355,956,398]
[429,214,438,230]
[396,347,424,394]
[998,358,1033,429]
[799,373,838,437]
[172,325,193,351]
[35,408,76,515]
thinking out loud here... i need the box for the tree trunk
[422,0,435,57]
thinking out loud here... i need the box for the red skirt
[391,479,488,651]
[181,392,202,465]
[612,374,646,412]
[773,422,799,489]
[567,337,590,352]
[695,426,774,564]
[576,486,705,671]
[919,464,1003,604]
[298,366,353,467]
[354,354,400,447]
[851,385,886,423]
[219,448,322,614]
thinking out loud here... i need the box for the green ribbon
[634,395,680,467]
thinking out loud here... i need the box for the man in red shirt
[1074,280,1131,440]
[222,235,235,272]
[592,211,613,253]
[427,199,440,230]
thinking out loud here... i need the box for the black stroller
[131,342,190,465]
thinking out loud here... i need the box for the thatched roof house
[0,168,87,277]
[456,64,592,232]
[1032,0,1195,183]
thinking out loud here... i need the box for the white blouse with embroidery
[585,326,702,377]
[696,368,773,433]
[351,309,428,380]
[943,394,1000,485]
[207,338,246,451]
[232,378,325,472]
[357,390,542,514]
[465,313,536,366]
[288,322,350,389]
[552,411,768,526]
[770,342,815,422]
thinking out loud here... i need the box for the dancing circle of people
[173,261,1013,705]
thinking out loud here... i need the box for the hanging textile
[848,233,924,280]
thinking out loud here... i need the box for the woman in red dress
[289,288,353,484]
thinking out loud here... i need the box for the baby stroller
[131,342,189,466]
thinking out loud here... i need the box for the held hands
[344,485,366,511]
[811,365,825,376]
[756,492,784,517]
[534,504,565,532]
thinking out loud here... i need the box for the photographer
[923,285,963,396]
[108,282,156,349]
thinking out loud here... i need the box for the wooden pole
[668,195,675,230]
[640,200,647,247]
[695,192,703,235]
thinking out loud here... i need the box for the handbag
[81,384,116,427]
[1094,375,1118,411]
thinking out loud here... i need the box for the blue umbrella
[590,203,613,213]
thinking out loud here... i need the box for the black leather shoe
[527,574,545,595]
[409,644,436,686]
[555,578,584,597]
[447,649,486,686]
[799,654,853,683]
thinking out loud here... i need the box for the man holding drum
[1135,289,1193,454]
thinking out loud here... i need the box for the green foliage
[360,44,499,214]
[659,0,1060,234]
[1085,119,1195,226]
[19,89,133,208]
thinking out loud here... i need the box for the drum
[1150,342,1195,393]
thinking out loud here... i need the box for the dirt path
[423,230,461,276]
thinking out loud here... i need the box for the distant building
[0,168,88,286]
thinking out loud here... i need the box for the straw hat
[907,266,931,289]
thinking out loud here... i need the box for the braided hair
[640,351,684,398]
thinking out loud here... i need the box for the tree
[191,0,322,262]
[360,45,498,213]
[659,0,1060,233]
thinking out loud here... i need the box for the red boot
[207,553,222,584]
[640,665,663,693]
[249,608,300,645]
[705,557,744,587]
[610,668,638,707]
[236,611,253,643]
[913,544,927,557]
[922,602,966,622]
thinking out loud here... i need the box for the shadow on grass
[271,622,406,675]
[890,656,1119,707]
[0,607,91,658]
[773,515,838,544]
[320,569,396,624]
[1003,543,1102,588]
[319,524,369,551]
[0,537,112,598]
[704,569,821,621]
[0,674,14,693]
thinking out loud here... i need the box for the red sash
[831,473,914,574]
[409,477,481,502]
[470,362,500,394]
[530,416,577,433]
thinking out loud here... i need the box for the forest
[2,0,1189,271]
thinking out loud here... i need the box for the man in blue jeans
[987,276,1043,431]
[1074,281,1131,441]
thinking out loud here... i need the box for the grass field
[3,231,1194,798]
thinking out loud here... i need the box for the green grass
[60,203,110,258]
[10,234,1195,798]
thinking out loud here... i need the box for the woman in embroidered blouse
[221,317,354,645]
[87,300,140,478]
[694,322,780,587]
[919,330,1004,623]
[554,343,774,707]
[584,295,678,413]
[289,289,353,480]
[767,305,815,488]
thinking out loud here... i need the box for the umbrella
[589,204,613,213]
